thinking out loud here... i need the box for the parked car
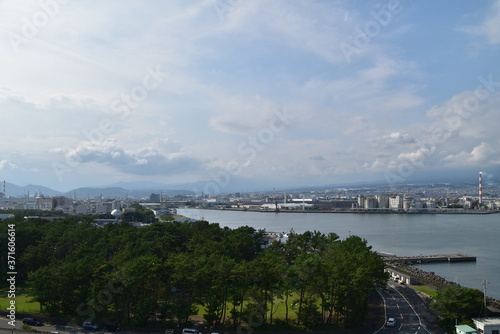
[23,318,42,326]
[386,317,396,327]
[182,329,201,334]
[82,321,99,330]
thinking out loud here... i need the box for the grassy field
[196,297,296,322]
[0,289,40,313]
[413,285,438,298]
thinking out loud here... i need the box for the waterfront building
[389,195,402,209]
[425,199,437,210]
[357,195,365,208]
[403,196,413,210]
[365,197,377,209]
[376,194,389,208]
[414,201,424,209]
[472,318,500,334]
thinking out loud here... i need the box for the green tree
[197,254,235,329]
[165,252,199,325]
[431,285,484,331]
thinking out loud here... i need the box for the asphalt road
[0,318,119,334]
[374,283,442,334]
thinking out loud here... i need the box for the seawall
[385,260,500,311]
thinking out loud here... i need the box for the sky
[0,0,499,193]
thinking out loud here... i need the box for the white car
[182,329,201,334]
[386,317,396,327]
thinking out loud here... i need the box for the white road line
[373,288,387,334]
[392,287,432,334]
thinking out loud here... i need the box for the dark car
[82,321,99,330]
[23,318,42,326]
[105,322,120,332]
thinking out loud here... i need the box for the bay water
[177,208,500,299]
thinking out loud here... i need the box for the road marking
[373,288,387,334]
[391,287,432,334]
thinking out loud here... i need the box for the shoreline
[187,206,500,215]
[385,260,500,313]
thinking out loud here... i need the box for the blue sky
[0,0,499,193]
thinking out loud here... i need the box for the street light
[481,280,490,317]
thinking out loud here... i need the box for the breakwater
[384,253,477,264]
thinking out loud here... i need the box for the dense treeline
[1,213,387,330]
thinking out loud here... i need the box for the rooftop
[473,317,500,326]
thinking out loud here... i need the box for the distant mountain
[2,182,63,197]
[2,182,195,198]
[65,187,131,198]
[65,186,195,198]
[105,181,173,190]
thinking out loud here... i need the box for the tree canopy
[1,214,387,330]
[431,285,484,332]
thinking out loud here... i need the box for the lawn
[196,293,312,325]
[413,285,438,298]
[0,289,40,314]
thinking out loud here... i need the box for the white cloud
[444,142,500,167]
[0,160,17,170]
[459,0,500,45]
[51,139,204,176]
[387,132,415,144]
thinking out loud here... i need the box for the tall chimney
[479,172,483,205]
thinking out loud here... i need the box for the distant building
[357,195,366,208]
[377,194,389,209]
[403,196,413,210]
[150,193,160,202]
[315,199,357,210]
[425,199,437,210]
[365,197,377,209]
[389,195,402,209]
[75,204,91,215]
[37,198,55,211]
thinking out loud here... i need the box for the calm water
[178,208,500,299]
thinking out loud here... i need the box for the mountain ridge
[1,182,195,198]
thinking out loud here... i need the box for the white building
[389,195,402,209]
[473,317,500,334]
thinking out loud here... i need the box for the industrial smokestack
[479,172,483,205]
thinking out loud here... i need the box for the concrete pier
[382,253,476,264]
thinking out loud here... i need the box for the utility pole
[482,280,490,317]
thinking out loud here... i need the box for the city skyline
[1,1,500,193]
